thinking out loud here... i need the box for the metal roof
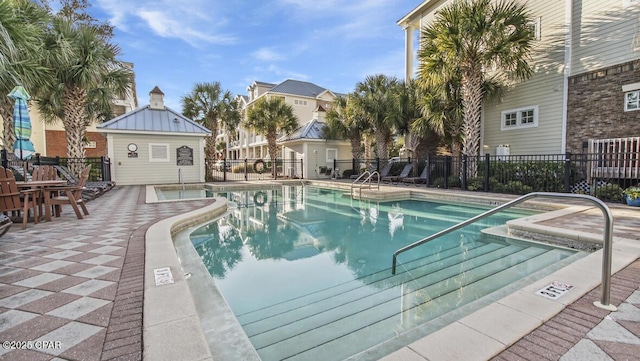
[97,105,210,135]
[279,119,326,142]
[269,79,327,98]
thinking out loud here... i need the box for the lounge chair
[53,165,114,200]
[351,162,393,181]
[403,164,429,186]
[0,166,40,229]
[382,163,413,184]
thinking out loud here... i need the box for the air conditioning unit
[496,145,510,160]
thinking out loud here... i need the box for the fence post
[34,153,41,165]
[425,156,431,187]
[352,158,356,175]
[244,158,248,181]
[376,157,380,172]
[300,158,304,179]
[99,156,105,181]
[461,155,468,190]
[564,152,572,193]
[1,149,7,168]
[444,156,451,189]
[223,159,227,182]
[484,153,490,192]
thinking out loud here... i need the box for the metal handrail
[391,192,616,311]
[350,171,380,199]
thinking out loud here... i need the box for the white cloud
[95,0,237,47]
[252,48,285,61]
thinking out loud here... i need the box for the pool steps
[235,236,574,361]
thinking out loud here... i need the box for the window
[625,90,640,111]
[149,143,170,162]
[294,99,308,106]
[501,105,539,130]
[326,148,337,162]
[527,16,541,41]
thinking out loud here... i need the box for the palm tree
[35,17,133,172]
[245,97,298,178]
[352,74,399,161]
[418,0,534,160]
[392,79,426,160]
[324,94,368,170]
[181,82,241,164]
[0,0,50,152]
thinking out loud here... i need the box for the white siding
[483,0,567,155]
[109,133,205,185]
[571,0,640,75]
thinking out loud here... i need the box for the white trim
[106,134,115,183]
[97,129,210,137]
[500,105,539,131]
[622,82,640,92]
[326,148,337,163]
[561,0,573,153]
[624,90,640,111]
[149,143,170,162]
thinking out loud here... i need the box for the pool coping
[143,182,640,361]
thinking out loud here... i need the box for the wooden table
[16,180,69,221]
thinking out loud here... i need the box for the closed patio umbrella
[8,85,36,160]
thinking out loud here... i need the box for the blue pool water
[190,186,578,361]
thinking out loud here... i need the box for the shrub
[594,183,624,202]
[502,181,533,195]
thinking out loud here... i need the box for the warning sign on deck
[535,281,574,300]
[154,267,174,286]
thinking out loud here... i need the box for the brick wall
[566,60,640,153]
[45,130,107,157]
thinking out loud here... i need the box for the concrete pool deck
[0,183,638,361]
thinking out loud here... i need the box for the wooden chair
[43,165,91,220]
[0,166,40,229]
[33,165,58,181]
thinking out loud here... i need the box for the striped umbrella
[8,85,36,159]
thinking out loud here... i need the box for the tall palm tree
[245,97,298,177]
[35,17,133,171]
[418,0,534,160]
[324,94,368,168]
[181,82,241,163]
[352,74,398,161]
[0,0,50,152]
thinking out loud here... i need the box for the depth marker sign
[536,281,574,300]
[154,267,174,286]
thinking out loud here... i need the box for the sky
[86,0,419,112]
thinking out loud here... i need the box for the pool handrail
[390,192,616,311]
[350,171,381,199]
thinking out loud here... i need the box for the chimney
[149,86,165,110]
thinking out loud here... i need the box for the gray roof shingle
[269,80,328,98]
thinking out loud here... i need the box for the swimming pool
[189,186,581,361]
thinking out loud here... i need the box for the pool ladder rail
[391,192,616,311]
[350,170,380,200]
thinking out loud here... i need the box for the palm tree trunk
[63,85,88,176]
[267,131,278,178]
[375,131,390,161]
[350,136,363,171]
[461,70,484,176]
[0,101,15,153]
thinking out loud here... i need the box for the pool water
[190,186,578,361]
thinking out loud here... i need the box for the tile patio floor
[0,185,638,361]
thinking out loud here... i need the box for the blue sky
[88,0,419,111]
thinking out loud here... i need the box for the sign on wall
[176,145,194,166]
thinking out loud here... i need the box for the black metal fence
[207,158,305,182]
[202,152,639,203]
[0,150,112,182]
